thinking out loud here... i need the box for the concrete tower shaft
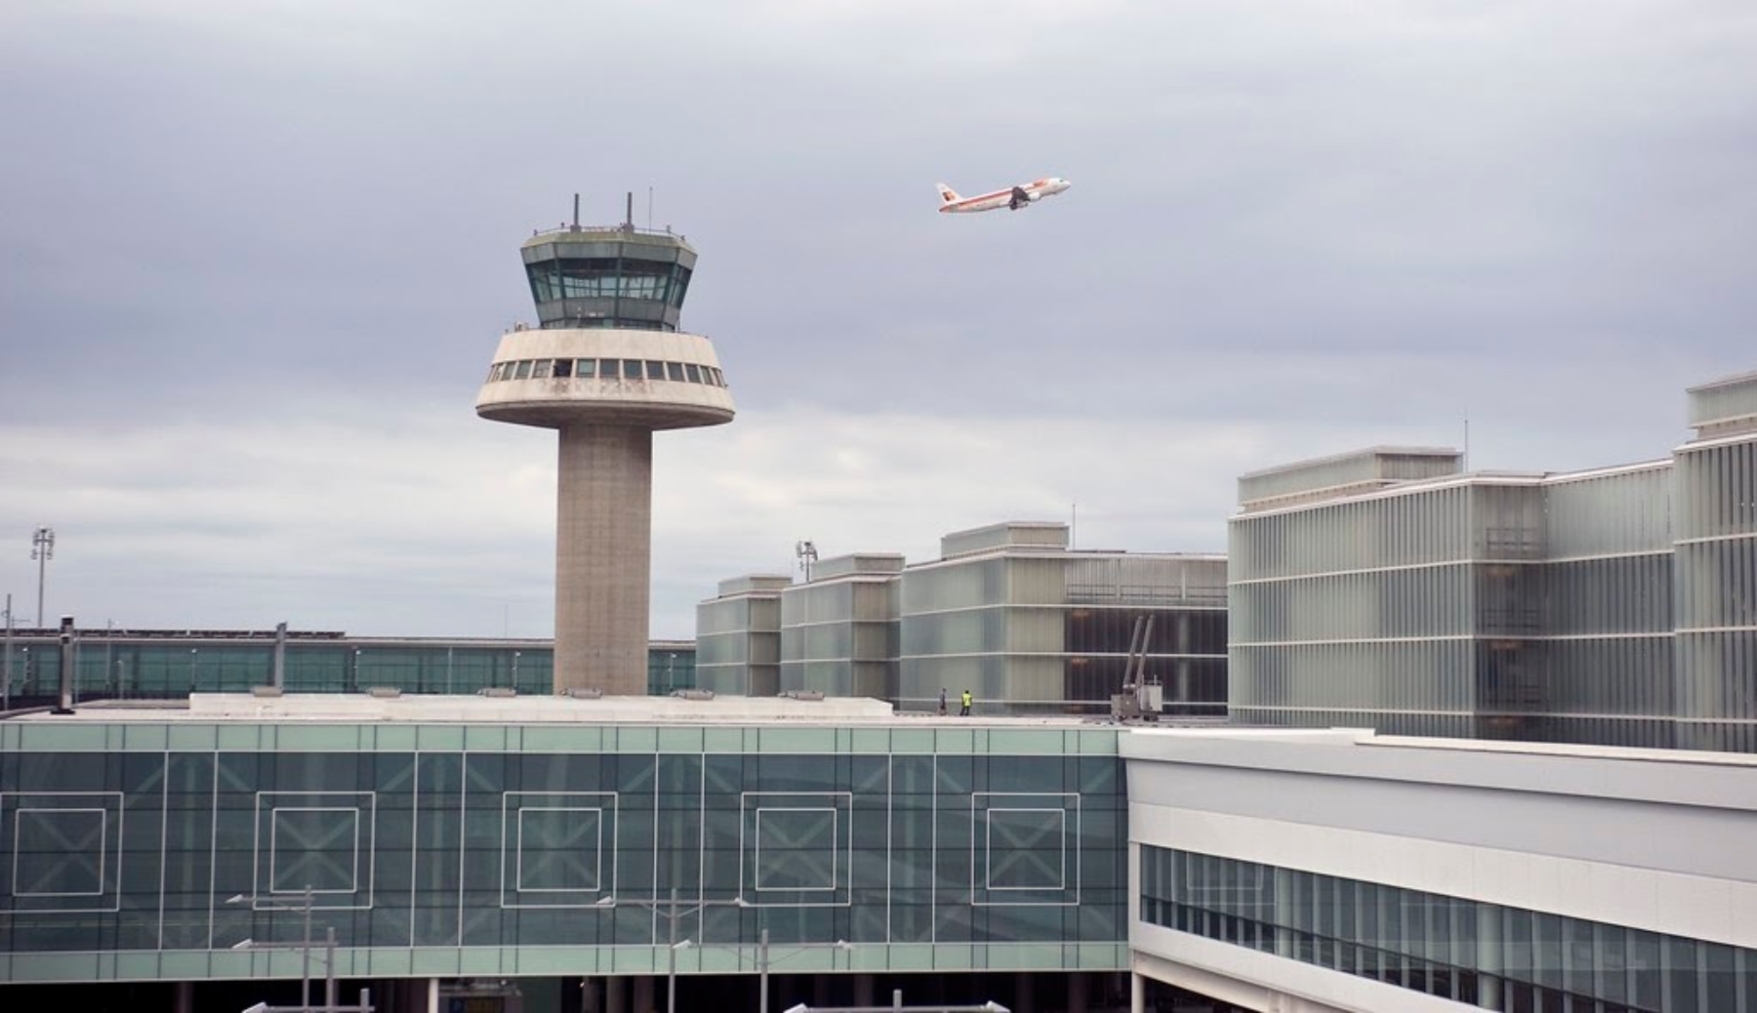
[555,426,652,691]
[476,217,734,696]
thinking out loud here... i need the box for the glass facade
[1673,431,1757,753]
[0,721,1126,983]
[1229,455,1736,749]
[703,525,1227,718]
[696,577,788,697]
[519,229,695,332]
[780,562,901,701]
[1229,375,1757,752]
[1140,846,1757,1013]
[1229,479,1484,739]
[896,525,1227,716]
[0,634,694,702]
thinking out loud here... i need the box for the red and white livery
[936,176,1072,214]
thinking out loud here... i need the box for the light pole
[228,886,318,1012]
[31,526,54,627]
[754,927,853,1013]
[3,593,12,711]
[782,999,1008,1013]
[597,886,746,1013]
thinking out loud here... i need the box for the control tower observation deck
[476,204,734,695]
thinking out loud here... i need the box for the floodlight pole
[301,887,314,1013]
[667,886,679,1013]
[325,924,337,1013]
[759,927,769,1013]
[230,885,317,1013]
[31,526,54,628]
[3,593,12,712]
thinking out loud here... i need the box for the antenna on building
[647,186,654,230]
[571,193,580,231]
[625,191,634,231]
[795,540,818,582]
[1463,409,1470,471]
[1071,502,1077,549]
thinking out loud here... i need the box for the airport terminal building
[698,522,1230,719]
[1,696,1754,1013]
[4,194,1753,1013]
[1228,370,1757,753]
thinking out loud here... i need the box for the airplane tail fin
[936,183,960,205]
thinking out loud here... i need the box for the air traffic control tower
[476,198,734,695]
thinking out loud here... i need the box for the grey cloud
[2,1,1754,636]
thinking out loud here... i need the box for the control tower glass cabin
[476,213,734,696]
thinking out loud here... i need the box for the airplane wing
[1009,185,1029,210]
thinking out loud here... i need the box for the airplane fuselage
[937,177,1072,213]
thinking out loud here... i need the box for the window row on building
[525,258,693,308]
[485,357,727,387]
[0,636,696,702]
[1140,846,1755,1013]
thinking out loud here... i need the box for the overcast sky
[2,1,1753,639]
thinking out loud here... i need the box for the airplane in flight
[936,176,1072,214]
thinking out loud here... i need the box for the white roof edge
[1236,445,1462,481]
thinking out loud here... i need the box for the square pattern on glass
[1,792,124,913]
[971,792,1080,906]
[740,792,851,907]
[501,792,618,909]
[253,791,376,910]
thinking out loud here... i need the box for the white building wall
[1124,728,1757,1012]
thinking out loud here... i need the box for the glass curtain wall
[1479,466,1678,748]
[1673,434,1757,752]
[1229,483,1478,738]
[0,639,693,701]
[1141,845,1755,1013]
[0,725,1127,983]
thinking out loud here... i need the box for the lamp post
[782,999,1008,1013]
[31,527,54,628]
[753,927,853,1013]
[596,886,747,1013]
[228,886,318,1013]
[3,593,12,711]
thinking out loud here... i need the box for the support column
[581,976,602,1013]
[853,974,874,1007]
[1129,972,1144,1013]
[1476,901,1503,1009]
[1013,972,1035,1013]
[555,424,653,696]
[429,977,441,1013]
[631,974,655,1013]
[173,981,194,1013]
[1068,971,1089,1013]
[605,976,627,1013]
